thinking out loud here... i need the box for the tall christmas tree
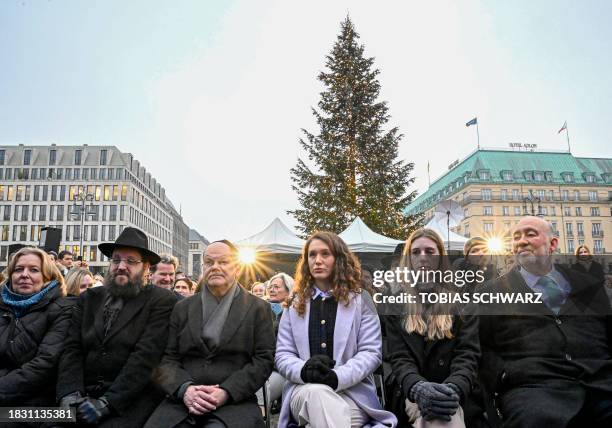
[289,16,421,239]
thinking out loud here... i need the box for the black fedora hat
[98,227,161,265]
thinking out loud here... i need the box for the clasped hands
[409,381,461,422]
[300,354,339,390]
[59,391,111,425]
[183,384,229,415]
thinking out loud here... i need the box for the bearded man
[56,227,178,427]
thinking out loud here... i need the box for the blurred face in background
[150,263,176,290]
[60,254,73,269]
[251,283,266,299]
[467,244,488,267]
[174,279,193,297]
[268,277,289,303]
[80,274,94,293]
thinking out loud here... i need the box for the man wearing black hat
[56,227,178,427]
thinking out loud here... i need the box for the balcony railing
[592,231,604,238]
[458,193,605,205]
[566,231,574,237]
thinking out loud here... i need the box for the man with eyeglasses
[56,227,178,427]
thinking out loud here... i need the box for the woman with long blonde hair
[65,267,95,296]
[386,228,480,427]
[275,231,396,428]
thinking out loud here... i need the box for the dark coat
[386,312,482,426]
[0,284,75,406]
[571,260,605,282]
[479,265,612,425]
[145,286,275,428]
[56,284,177,426]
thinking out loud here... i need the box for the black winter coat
[56,284,177,424]
[145,286,275,428]
[479,265,612,394]
[0,283,75,405]
[387,313,480,401]
[479,265,612,426]
[571,260,605,283]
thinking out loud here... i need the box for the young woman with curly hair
[275,231,397,428]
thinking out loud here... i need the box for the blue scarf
[1,280,58,318]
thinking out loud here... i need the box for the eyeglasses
[110,258,143,266]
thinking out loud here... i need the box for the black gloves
[409,381,460,422]
[445,382,461,400]
[77,396,112,425]
[300,354,339,390]
[59,391,85,409]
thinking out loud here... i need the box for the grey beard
[105,272,144,299]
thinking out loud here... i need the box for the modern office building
[168,201,190,272]
[0,144,190,272]
[406,148,612,254]
[188,228,209,280]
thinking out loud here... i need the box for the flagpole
[565,124,571,153]
[476,121,480,149]
[427,162,431,188]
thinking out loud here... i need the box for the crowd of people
[0,216,611,428]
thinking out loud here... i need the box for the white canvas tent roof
[424,217,468,251]
[237,218,305,254]
[339,217,404,253]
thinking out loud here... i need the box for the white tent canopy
[237,218,305,254]
[424,217,469,251]
[339,217,404,253]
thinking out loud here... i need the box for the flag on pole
[558,121,567,134]
[466,117,477,127]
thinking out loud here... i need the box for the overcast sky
[1,0,611,241]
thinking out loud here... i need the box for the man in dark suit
[56,227,178,427]
[145,239,275,428]
[479,216,612,427]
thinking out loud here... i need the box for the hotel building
[406,149,612,254]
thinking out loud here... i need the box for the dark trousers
[174,414,227,428]
[500,381,612,428]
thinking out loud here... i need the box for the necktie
[536,276,564,314]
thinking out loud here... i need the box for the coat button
[438,359,445,366]
[565,353,572,361]
[321,320,326,325]
[321,342,327,349]
[555,318,562,325]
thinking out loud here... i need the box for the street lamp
[69,192,96,260]
[522,191,543,216]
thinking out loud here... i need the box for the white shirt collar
[312,286,333,300]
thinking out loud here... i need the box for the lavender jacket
[275,291,397,428]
